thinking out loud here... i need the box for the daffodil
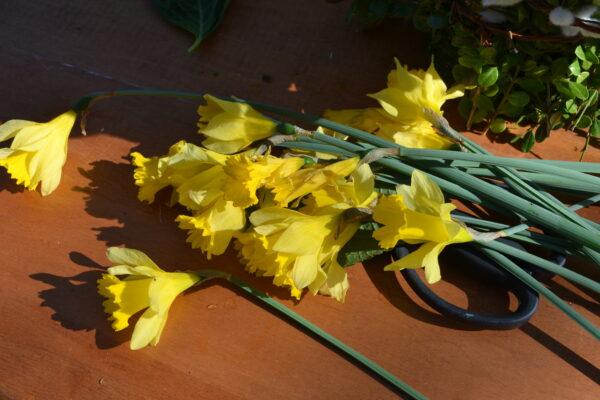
[308,162,378,209]
[270,157,359,206]
[236,164,375,301]
[372,170,472,283]
[222,154,304,208]
[0,110,76,195]
[131,140,227,203]
[369,58,463,120]
[237,206,358,302]
[324,108,453,149]
[324,59,463,149]
[176,198,246,259]
[198,95,277,154]
[97,247,200,350]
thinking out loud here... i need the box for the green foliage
[349,0,600,154]
[337,222,385,267]
[152,0,231,52]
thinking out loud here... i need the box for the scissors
[394,239,565,329]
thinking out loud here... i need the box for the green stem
[477,240,600,294]
[451,159,600,174]
[397,147,600,189]
[476,248,600,340]
[195,270,426,399]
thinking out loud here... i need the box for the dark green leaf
[483,84,499,97]
[457,97,473,119]
[585,48,599,64]
[554,79,589,100]
[478,66,499,87]
[508,91,530,107]
[153,0,231,52]
[458,55,483,72]
[590,119,600,137]
[338,222,385,267]
[476,94,495,113]
[521,130,536,152]
[518,77,544,94]
[479,47,496,63]
[576,115,593,129]
[489,118,506,133]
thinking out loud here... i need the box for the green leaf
[458,55,483,72]
[585,48,599,64]
[483,84,499,97]
[518,77,544,94]
[564,99,577,114]
[576,71,589,83]
[569,59,581,76]
[590,119,600,137]
[478,66,499,87]
[338,222,385,267]
[489,118,506,133]
[576,115,593,129]
[152,0,231,52]
[521,130,536,152]
[457,97,473,119]
[479,47,496,63]
[508,91,530,108]
[554,79,589,100]
[476,94,495,113]
[575,45,586,61]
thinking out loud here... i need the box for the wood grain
[0,1,598,399]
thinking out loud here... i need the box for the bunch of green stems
[244,101,600,340]
[74,89,599,399]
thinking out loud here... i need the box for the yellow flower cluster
[130,91,471,308]
[325,59,463,149]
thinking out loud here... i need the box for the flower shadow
[72,158,298,301]
[29,251,129,349]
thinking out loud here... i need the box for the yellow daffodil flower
[97,247,200,350]
[324,108,452,149]
[372,170,472,283]
[237,206,358,302]
[324,58,463,150]
[176,198,246,259]
[198,95,277,154]
[131,140,227,203]
[270,157,359,206]
[308,163,378,209]
[369,58,463,120]
[222,154,304,208]
[0,110,76,195]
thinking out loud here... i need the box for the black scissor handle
[394,240,563,330]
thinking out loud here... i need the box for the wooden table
[0,1,598,399]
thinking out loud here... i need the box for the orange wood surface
[0,1,598,399]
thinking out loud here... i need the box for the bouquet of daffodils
[1,58,598,398]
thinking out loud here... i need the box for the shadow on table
[365,256,600,384]
[29,251,129,349]
[363,255,511,332]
